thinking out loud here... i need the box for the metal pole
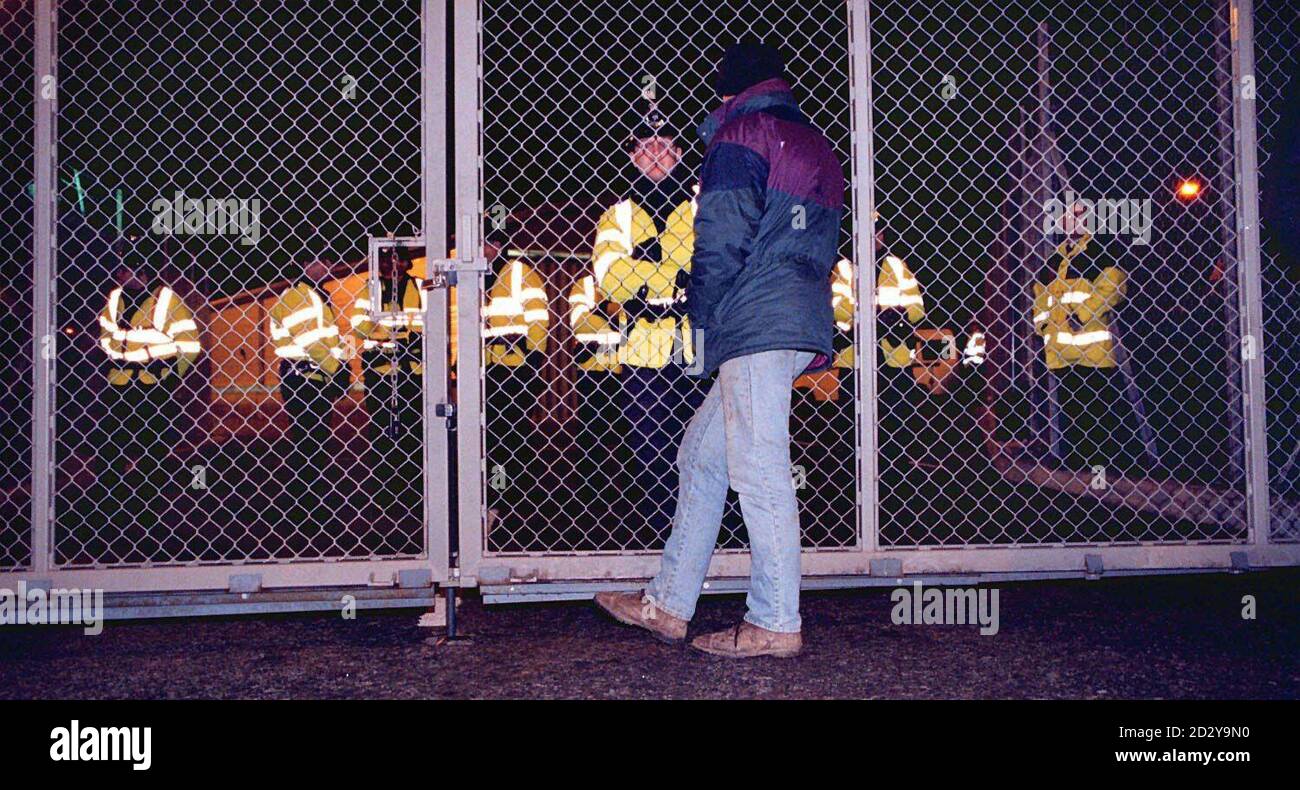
[423,0,451,582]
[453,0,485,582]
[1228,0,1270,544]
[31,0,57,573]
[1213,3,1247,489]
[444,584,457,638]
[847,0,878,554]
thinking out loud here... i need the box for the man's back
[688,77,845,377]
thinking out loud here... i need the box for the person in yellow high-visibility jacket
[1032,203,1142,470]
[816,252,926,464]
[482,249,550,529]
[94,257,202,508]
[350,247,426,527]
[591,110,702,537]
[270,259,350,538]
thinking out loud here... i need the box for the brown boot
[593,591,688,644]
[691,621,802,659]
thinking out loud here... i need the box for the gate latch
[426,258,490,288]
[435,402,456,427]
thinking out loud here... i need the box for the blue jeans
[646,349,815,633]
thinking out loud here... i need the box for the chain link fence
[47,0,427,568]
[870,0,1271,547]
[6,0,1297,594]
[473,0,858,556]
[1,1,34,571]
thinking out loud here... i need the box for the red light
[1176,179,1202,200]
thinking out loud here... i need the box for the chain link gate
[7,0,452,612]
[452,0,1299,598]
[1,2,35,572]
[452,0,876,590]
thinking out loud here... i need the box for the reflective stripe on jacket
[351,268,426,375]
[98,285,201,385]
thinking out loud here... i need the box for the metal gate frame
[4,0,453,615]
[447,0,1300,602]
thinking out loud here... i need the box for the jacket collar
[696,78,804,145]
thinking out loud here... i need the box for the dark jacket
[686,78,845,377]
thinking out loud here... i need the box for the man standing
[593,101,700,542]
[1031,202,1142,471]
[270,258,349,543]
[595,41,844,659]
[95,253,202,529]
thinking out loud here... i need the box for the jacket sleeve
[521,263,550,352]
[1078,266,1127,322]
[299,290,343,375]
[165,293,201,376]
[595,205,660,302]
[831,260,855,328]
[98,294,118,358]
[350,293,389,342]
[877,256,925,324]
[1031,282,1052,337]
[570,277,620,344]
[686,140,768,332]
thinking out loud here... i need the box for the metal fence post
[31,0,57,573]
[423,0,451,580]
[848,0,879,554]
[453,0,484,582]
[1229,0,1270,545]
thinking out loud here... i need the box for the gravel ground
[1,570,1296,699]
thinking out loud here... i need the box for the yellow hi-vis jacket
[98,285,201,385]
[829,255,926,370]
[484,257,549,367]
[594,196,696,369]
[350,260,426,376]
[269,283,346,379]
[568,274,622,373]
[1031,234,1126,370]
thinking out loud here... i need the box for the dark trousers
[1053,366,1146,472]
[573,369,628,514]
[484,361,544,527]
[98,377,178,483]
[877,364,923,469]
[93,377,179,538]
[624,364,704,538]
[363,354,423,529]
[278,367,345,537]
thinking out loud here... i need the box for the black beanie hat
[713,39,787,97]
